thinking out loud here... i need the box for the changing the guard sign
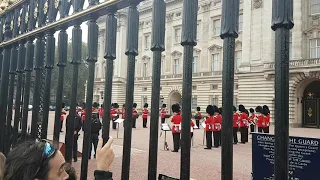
[252,133,320,180]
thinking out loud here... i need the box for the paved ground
[24,112,320,179]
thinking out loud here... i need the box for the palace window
[144,34,150,50]
[197,22,201,41]
[310,39,320,58]
[239,14,243,32]
[235,51,242,70]
[174,27,181,43]
[209,95,219,106]
[289,32,292,60]
[311,0,320,15]
[173,58,180,74]
[192,56,198,73]
[192,97,198,110]
[233,96,238,106]
[211,54,219,71]
[142,62,148,77]
[213,19,221,36]
[142,96,148,108]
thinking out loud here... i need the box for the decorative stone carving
[213,0,221,6]
[166,13,174,22]
[142,55,151,61]
[171,50,182,58]
[208,44,222,52]
[161,54,166,60]
[194,48,201,54]
[252,0,263,9]
[139,21,144,29]
[304,26,320,39]
[201,1,211,12]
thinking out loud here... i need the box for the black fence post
[0,18,4,77]
[271,0,294,179]
[180,0,198,179]
[220,0,240,179]
[121,2,139,180]
[147,0,166,179]
[0,13,13,152]
[80,4,99,179]
[102,8,117,145]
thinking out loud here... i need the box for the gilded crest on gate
[307,108,313,117]
[307,92,314,98]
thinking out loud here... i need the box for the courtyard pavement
[26,112,320,180]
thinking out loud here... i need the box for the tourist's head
[64,163,77,180]
[4,141,69,180]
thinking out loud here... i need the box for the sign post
[252,133,320,180]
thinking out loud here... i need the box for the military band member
[194,107,202,129]
[249,108,256,133]
[212,105,222,148]
[171,104,182,152]
[111,103,118,130]
[255,106,264,132]
[132,103,138,128]
[142,103,149,128]
[204,105,214,149]
[233,106,239,144]
[160,104,167,124]
[238,105,248,144]
[263,105,270,133]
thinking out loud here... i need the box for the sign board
[252,133,320,180]
[114,118,124,124]
[201,122,206,128]
[161,123,171,131]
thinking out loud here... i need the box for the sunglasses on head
[33,140,56,178]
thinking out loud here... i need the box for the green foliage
[50,42,89,105]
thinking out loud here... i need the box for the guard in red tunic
[204,105,214,149]
[263,105,270,133]
[99,104,104,121]
[142,103,149,128]
[190,119,195,139]
[238,104,248,144]
[212,105,222,147]
[110,103,117,130]
[122,104,126,127]
[194,107,202,129]
[60,102,67,132]
[249,108,256,133]
[132,103,138,128]
[255,106,264,132]
[233,106,239,144]
[160,104,167,124]
[81,102,86,121]
[171,104,181,152]
[244,109,250,142]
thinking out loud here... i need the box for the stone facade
[92,0,320,128]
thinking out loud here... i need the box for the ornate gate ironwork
[0,0,293,180]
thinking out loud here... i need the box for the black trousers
[250,124,255,133]
[172,133,180,151]
[112,119,117,130]
[258,127,263,132]
[195,120,200,129]
[161,118,165,124]
[233,127,238,144]
[60,120,63,131]
[132,118,136,128]
[264,126,269,133]
[213,131,221,147]
[89,134,99,158]
[240,127,246,143]
[73,134,79,160]
[244,128,249,142]
[205,131,212,148]
[143,118,147,128]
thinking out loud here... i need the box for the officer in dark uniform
[66,113,82,162]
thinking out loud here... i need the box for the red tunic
[205,116,214,132]
[213,114,222,132]
[110,108,116,119]
[99,108,104,118]
[171,115,182,133]
[81,109,86,121]
[233,113,239,128]
[239,112,248,128]
[256,114,264,128]
[248,113,255,124]
[195,112,202,120]
[160,108,167,119]
[60,110,66,121]
[190,120,195,134]
[122,108,126,119]
[142,108,148,119]
[132,108,138,117]
[263,114,270,128]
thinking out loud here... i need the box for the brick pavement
[27,112,320,179]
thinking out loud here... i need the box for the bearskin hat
[255,106,263,113]
[212,105,219,114]
[249,108,255,113]
[239,104,246,113]
[262,105,270,116]
[144,103,148,108]
[197,107,200,111]
[133,103,137,108]
[206,105,214,116]
[162,104,166,108]
[111,103,114,107]
[172,104,180,113]
[93,102,99,108]
[245,109,249,116]
[219,107,223,114]
[123,104,125,107]
[233,106,237,112]
[62,102,65,108]
[113,103,119,108]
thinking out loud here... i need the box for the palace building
[92,0,320,128]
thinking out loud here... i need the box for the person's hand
[96,137,114,172]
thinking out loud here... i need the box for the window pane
[310,39,316,48]
[317,47,320,58]
[239,14,243,32]
[236,51,242,69]
[192,57,197,73]
[213,20,221,36]
[311,0,320,15]
[175,28,181,43]
[192,98,197,109]
[212,54,219,71]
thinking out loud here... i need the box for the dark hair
[65,163,77,180]
[4,141,57,180]
[206,105,214,116]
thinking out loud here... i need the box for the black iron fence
[0,0,293,180]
